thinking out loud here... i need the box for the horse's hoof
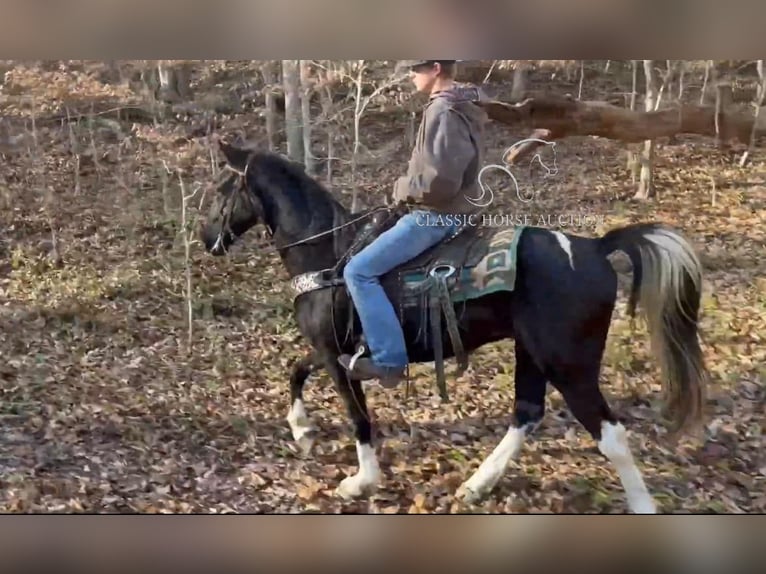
[336,474,377,500]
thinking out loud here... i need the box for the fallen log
[477,94,766,163]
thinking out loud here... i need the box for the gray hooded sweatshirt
[393,84,489,215]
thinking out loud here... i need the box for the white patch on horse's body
[336,441,381,499]
[286,399,315,455]
[598,421,656,513]
[551,230,575,269]
[456,425,527,502]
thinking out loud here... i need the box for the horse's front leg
[286,351,320,455]
[322,357,381,499]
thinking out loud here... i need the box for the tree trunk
[511,62,527,101]
[564,61,577,82]
[326,130,334,187]
[157,61,192,103]
[655,60,676,111]
[635,60,657,200]
[714,77,723,149]
[260,61,279,151]
[630,59,638,111]
[100,60,124,84]
[677,61,686,101]
[700,60,712,105]
[316,67,336,187]
[407,111,416,149]
[351,60,365,213]
[299,60,315,175]
[282,60,304,164]
[627,60,640,184]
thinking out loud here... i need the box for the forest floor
[0,61,763,513]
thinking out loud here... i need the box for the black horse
[200,142,707,513]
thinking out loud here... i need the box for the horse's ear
[219,140,250,171]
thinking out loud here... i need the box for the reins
[277,207,391,252]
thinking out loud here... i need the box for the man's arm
[393,108,476,205]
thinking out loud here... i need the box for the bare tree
[655,60,677,110]
[627,60,640,184]
[511,61,527,101]
[65,107,82,196]
[157,60,192,103]
[260,61,279,151]
[739,59,766,167]
[282,60,304,164]
[404,97,417,149]
[564,60,578,82]
[700,60,712,105]
[314,64,340,186]
[342,60,404,211]
[635,60,657,200]
[481,60,499,84]
[350,61,366,211]
[630,59,639,110]
[712,64,724,149]
[300,60,316,175]
[677,61,687,101]
[178,171,203,355]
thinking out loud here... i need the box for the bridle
[211,163,254,254]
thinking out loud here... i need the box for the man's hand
[387,194,415,207]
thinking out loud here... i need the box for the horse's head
[201,141,266,255]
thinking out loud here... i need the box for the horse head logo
[467,137,558,208]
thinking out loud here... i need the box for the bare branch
[177,169,204,355]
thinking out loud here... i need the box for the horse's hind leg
[457,339,547,503]
[551,372,656,514]
[286,351,319,455]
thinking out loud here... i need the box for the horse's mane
[250,152,351,223]
[249,151,385,258]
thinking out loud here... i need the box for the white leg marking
[456,425,527,503]
[336,441,381,500]
[598,421,656,514]
[286,399,315,455]
[551,231,575,269]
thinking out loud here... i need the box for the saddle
[288,207,525,401]
[355,210,525,401]
[386,224,497,401]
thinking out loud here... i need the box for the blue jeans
[343,209,462,368]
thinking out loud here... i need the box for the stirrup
[348,342,368,372]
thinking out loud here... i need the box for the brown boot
[338,354,406,388]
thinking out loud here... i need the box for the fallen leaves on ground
[0,61,763,513]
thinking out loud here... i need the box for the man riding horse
[338,59,489,386]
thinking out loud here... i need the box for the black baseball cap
[399,60,457,68]
[396,60,458,73]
